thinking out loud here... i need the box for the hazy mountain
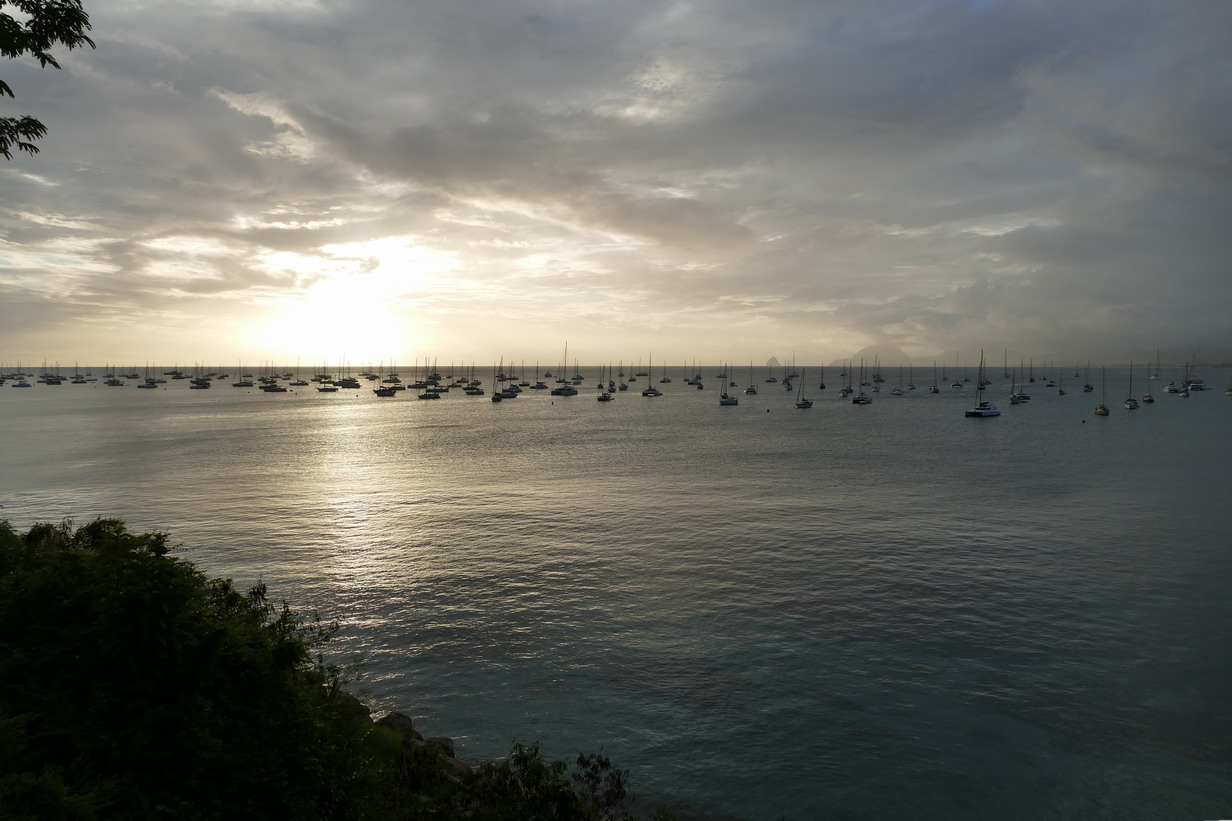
[830,345,913,368]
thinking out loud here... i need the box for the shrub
[0,518,365,819]
[0,518,677,820]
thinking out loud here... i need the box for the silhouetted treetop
[1,0,95,158]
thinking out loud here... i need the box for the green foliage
[355,735,676,821]
[572,751,633,820]
[1,0,95,158]
[354,730,464,820]
[0,517,367,819]
[467,740,584,820]
[0,769,95,820]
[0,517,678,820]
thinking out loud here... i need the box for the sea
[2,365,1230,820]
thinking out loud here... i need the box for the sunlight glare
[255,274,410,364]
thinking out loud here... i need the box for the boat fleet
[4,358,1227,417]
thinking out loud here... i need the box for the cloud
[2,0,1229,364]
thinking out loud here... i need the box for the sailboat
[1123,362,1139,409]
[527,362,547,390]
[289,356,308,387]
[852,360,872,404]
[641,353,662,397]
[890,366,904,396]
[719,364,739,406]
[1094,367,1110,415]
[1010,368,1031,402]
[1140,360,1155,403]
[795,369,813,408]
[965,352,1001,417]
[744,361,758,395]
[1185,354,1206,391]
[550,344,578,396]
[595,363,614,401]
[490,363,503,402]
[494,358,519,399]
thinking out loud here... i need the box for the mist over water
[3,367,1230,819]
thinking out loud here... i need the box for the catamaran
[965,352,1001,417]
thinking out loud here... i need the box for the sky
[2,0,1229,370]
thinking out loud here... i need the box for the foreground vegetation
[0,518,671,820]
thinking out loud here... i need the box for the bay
[2,366,1230,819]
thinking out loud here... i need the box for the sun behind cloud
[254,275,406,366]
[248,238,460,366]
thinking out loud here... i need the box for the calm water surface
[2,367,1230,819]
